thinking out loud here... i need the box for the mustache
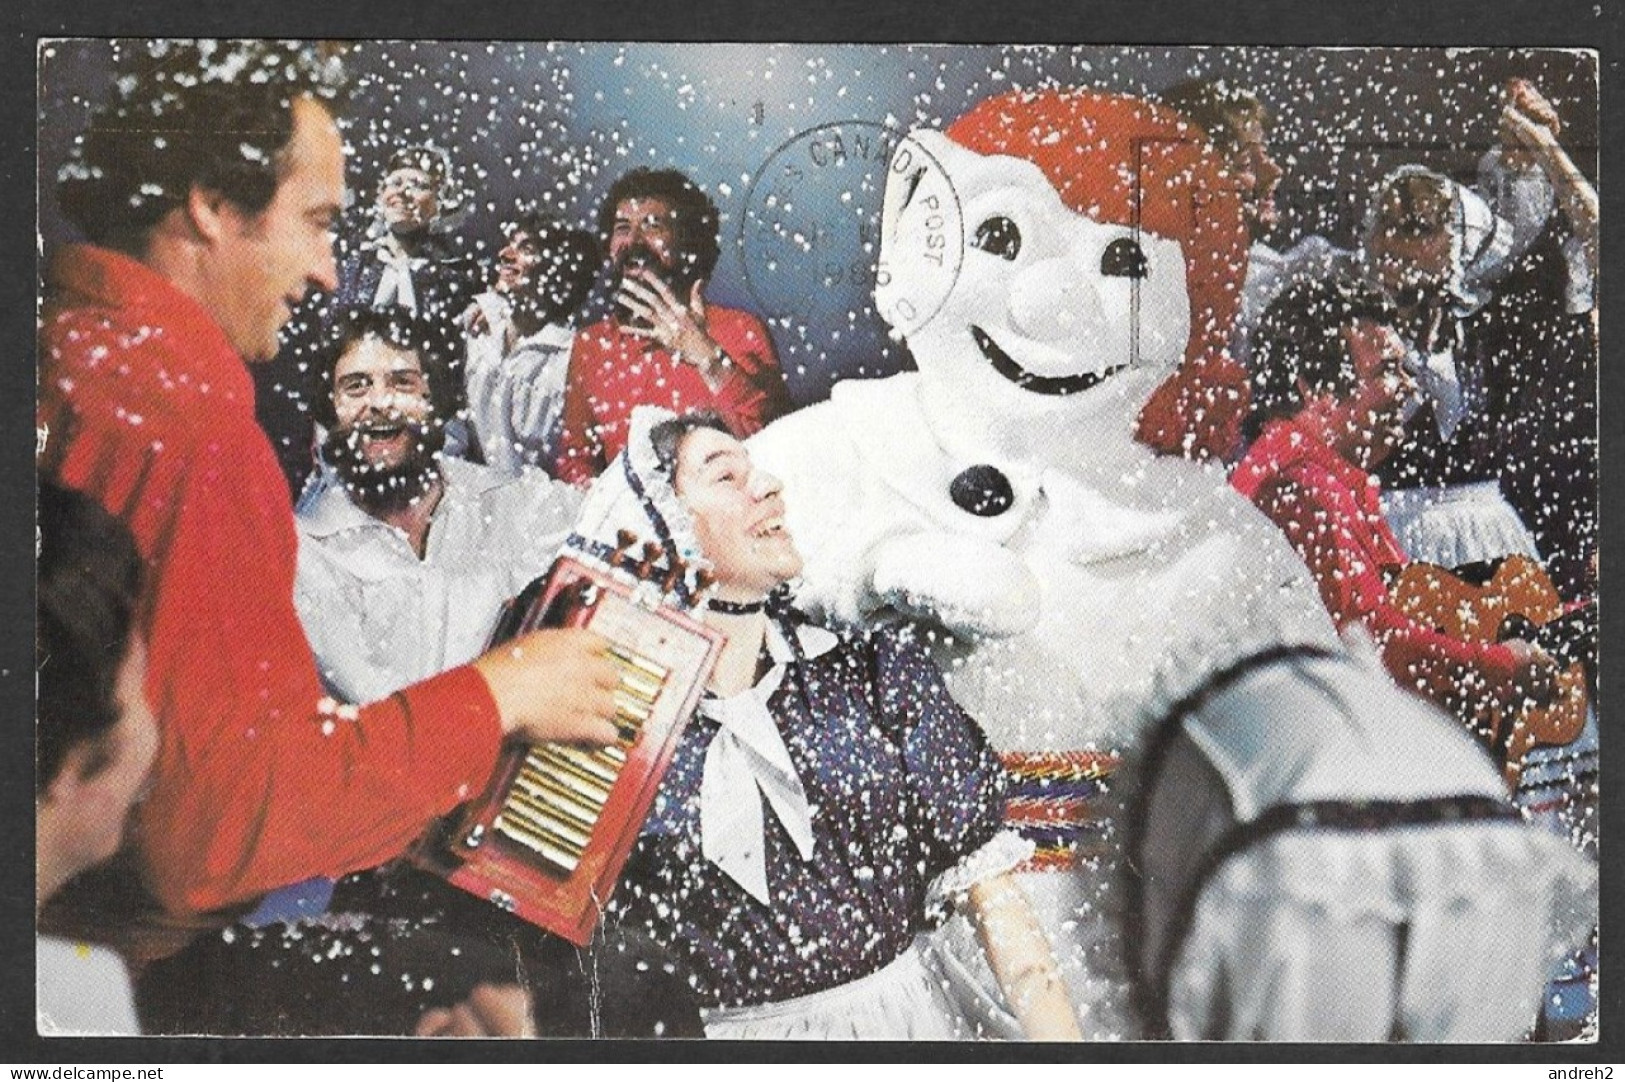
[324,416,445,468]
[614,241,668,277]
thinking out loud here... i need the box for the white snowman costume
[748,91,1594,1041]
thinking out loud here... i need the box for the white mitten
[870,531,1041,638]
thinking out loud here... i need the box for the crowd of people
[36,40,1598,1041]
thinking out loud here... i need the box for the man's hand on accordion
[474,628,624,747]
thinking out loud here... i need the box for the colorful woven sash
[1000,750,1120,872]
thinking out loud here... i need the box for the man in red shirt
[40,40,621,930]
[555,167,790,482]
[1232,275,1558,727]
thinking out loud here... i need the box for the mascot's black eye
[971,216,1021,261]
[1101,237,1148,278]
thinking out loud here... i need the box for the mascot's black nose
[950,464,1015,517]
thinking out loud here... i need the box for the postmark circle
[738,120,964,341]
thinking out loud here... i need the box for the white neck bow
[697,622,836,905]
[371,244,428,311]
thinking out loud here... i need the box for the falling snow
[34,39,1600,1044]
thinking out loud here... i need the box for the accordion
[415,541,723,945]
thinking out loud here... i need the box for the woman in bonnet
[572,406,1079,1040]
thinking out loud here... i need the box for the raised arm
[1499,78,1598,312]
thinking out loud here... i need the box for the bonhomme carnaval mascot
[747,89,1593,1040]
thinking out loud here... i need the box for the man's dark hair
[596,168,721,284]
[1247,275,1400,443]
[1157,78,1267,151]
[649,410,731,479]
[38,482,145,788]
[509,209,559,246]
[511,216,600,327]
[385,144,449,187]
[309,307,458,430]
[57,39,348,252]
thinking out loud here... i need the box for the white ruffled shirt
[293,456,581,702]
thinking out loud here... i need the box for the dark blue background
[38,41,1597,406]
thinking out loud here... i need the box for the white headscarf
[564,405,710,604]
[369,141,469,236]
[1360,164,1515,315]
[569,406,818,904]
[1359,166,1514,439]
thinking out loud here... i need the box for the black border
[6,0,1621,1065]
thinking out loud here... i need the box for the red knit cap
[946,90,1252,460]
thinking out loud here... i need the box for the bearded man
[554,167,790,483]
[295,308,583,703]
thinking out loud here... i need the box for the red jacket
[555,306,789,484]
[1232,418,1520,708]
[39,246,504,916]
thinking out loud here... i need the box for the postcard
[34,38,1600,1049]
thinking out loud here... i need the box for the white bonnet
[563,406,711,604]
[1360,164,1514,313]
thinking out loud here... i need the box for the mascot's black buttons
[950,464,1015,517]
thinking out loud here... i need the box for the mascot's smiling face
[878,128,1190,402]
[875,91,1248,439]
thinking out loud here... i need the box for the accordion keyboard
[494,643,671,874]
